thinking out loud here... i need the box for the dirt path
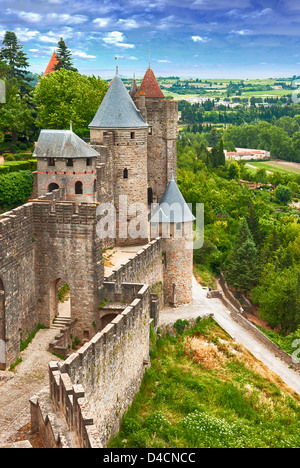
[0,328,62,447]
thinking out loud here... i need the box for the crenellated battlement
[30,282,151,447]
[32,200,99,226]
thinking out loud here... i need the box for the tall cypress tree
[247,202,261,247]
[226,218,260,292]
[54,38,77,72]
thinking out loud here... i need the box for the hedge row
[0,170,34,210]
[2,153,34,161]
[0,160,37,175]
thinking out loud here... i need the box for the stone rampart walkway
[0,328,62,447]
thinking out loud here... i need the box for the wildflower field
[108,317,300,448]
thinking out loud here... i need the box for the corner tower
[150,173,195,306]
[134,67,178,203]
[89,68,149,246]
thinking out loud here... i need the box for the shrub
[0,170,34,209]
[5,154,14,161]
[173,319,190,335]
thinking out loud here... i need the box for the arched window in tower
[75,181,83,195]
[123,168,128,179]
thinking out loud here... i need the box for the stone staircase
[51,316,72,330]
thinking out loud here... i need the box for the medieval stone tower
[89,67,149,246]
[133,66,178,203]
[150,172,195,305]
[35,129,99,204]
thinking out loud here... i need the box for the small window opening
[130,132,135,140]
[123,168,128,179]
[86,158,91,166]
[67,158,73,167]
[48,158,55,167]
[148,126,153,135]
[75,181,83,195]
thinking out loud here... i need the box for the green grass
[242,90,293,97]
[108,317,300,448]
[246,161,300,176]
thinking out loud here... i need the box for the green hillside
[109,318,300,449]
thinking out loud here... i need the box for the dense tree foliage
[0,170,34,210]
[180,100,300,162]
[178,128,300,334]
[32,69,108,136]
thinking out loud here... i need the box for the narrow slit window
[130,132,135,140]
[123,168,128,179]
[67,158,73,167]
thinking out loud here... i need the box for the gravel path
[160,276,300,396]
[0,328,62,447]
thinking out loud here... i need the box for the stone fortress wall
[31,282,151,448]
[0,188,104,369]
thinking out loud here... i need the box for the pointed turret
[129,74,138,98]
[134,67,165,99]
[89,69,147,129]
[42,52,59,77]
[150,172,195,224]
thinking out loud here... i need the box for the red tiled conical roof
[135,68,165,99]
[42,52,59,77]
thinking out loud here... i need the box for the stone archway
[49,279,71,323]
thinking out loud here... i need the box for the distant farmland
[246,160,300,175]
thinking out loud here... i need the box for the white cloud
[156,59,171,63]
[0,27,40,42]
[93,18,110,28]
[37,27,74,45]
[6,9,42,23]
[191,35,210,42]
[115,54,138,60]
[39,35,58,44]
[46,13,88,25]
[5,9,88,26]
[230,29,252,36]
[117,19,139,30]
[103,31,135,49]
[73,50,96,59]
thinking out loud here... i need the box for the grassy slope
[108,317,300,449]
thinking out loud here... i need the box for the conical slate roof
[89,70,148,129]
[135,68,165,99]
[33,129,99,159]
[150,173,195,223]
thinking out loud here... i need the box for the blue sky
[1,0,300,79]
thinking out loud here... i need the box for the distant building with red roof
[42,52,59,78]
